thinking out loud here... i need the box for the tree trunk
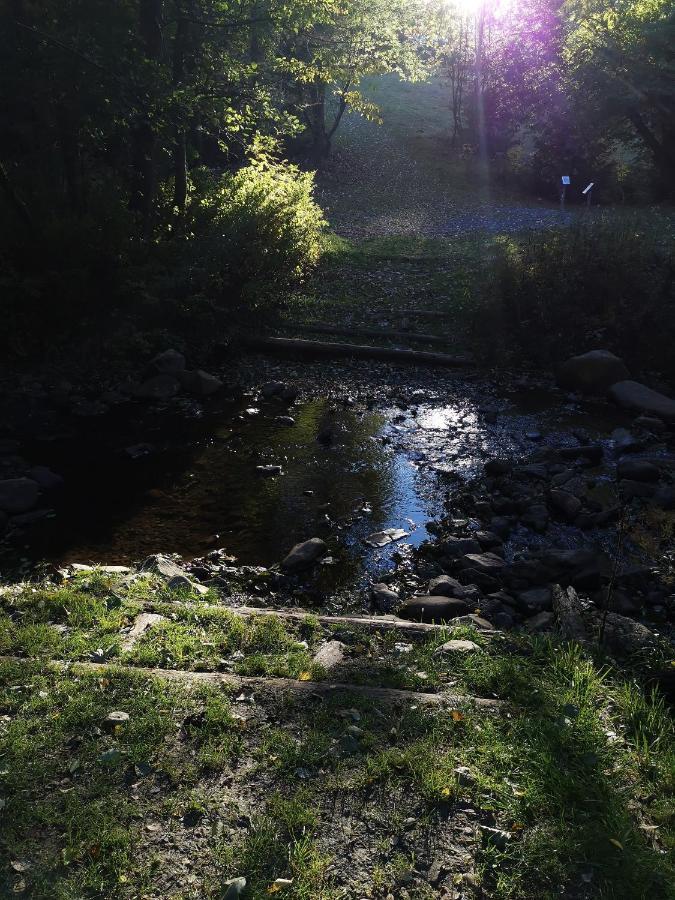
[308,81,331,160]
[57,106,83,214]
[172,3,189,213]
[130,0,163,232]
[0,159,36,236]
[628,111,675,194]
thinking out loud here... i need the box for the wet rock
[261,381,285,398]
[27,466,64,491]
[435,639,480,654]
[521,504,549,532]
[150,348,186,374]
[609,380,675,421]
[517,587,552,612]
[557,445,603,465]
[178,369,223,397]
[490,516,513,538]
[458,568,500,593]
[398,595,469,623]
[72,399,108,417]
[124,442,155,459]
[611,428,643,453]
[474,531,502,549]
[655,485,675,510]
[557,350,629,394]
[140,554,185,580]
[515,463,549,481]
[11,508,50,527]
[619,479,657,500]
[634,415,666,433]
[281,537,327,572]
[371,582,399,612]
[439,536,481,559]
[280,385,298,403]
[460,553,507,575]
[364,528,408,548]
[524,610,554,632]
[428,575,465,598]
[616,459,660,483]
[133,374,180,401]
[548,489,582,521]
[485,458,512,476]
[0,477,39,514]
[0,438,20,454]
[256,465,283,477]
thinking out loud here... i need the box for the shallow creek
[7,374,637,601]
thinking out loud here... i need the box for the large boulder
[0,477,39,513]
[617,459,660,483]
[133,374,180,401]
[427,575,465,598]
[281,537,327,572]
[178,369,223,397]
[398,595,469,623]
[459,553,507,575]
[150,349,186,374]
[608,381,675,422]
[371,582,399,612]
[556,350,629,395]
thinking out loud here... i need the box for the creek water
[7,377,635,598]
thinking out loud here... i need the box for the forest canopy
[0,0,673,356]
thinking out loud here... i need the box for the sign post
[560,175,570,211]
[582,182,594,208]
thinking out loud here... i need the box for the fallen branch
[240,336,472,368]
[292,322,451,348]
[1,656,501,706]
[142,601,465,637]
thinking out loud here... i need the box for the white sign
[561,175,571,185]
[582,182,594,194]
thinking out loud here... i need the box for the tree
[279,0,426,159]
[565,0,675,193]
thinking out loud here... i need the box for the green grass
[0,574,672,898]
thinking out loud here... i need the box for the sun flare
[438,0,513,18]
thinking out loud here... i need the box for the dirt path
[316,76,570,239]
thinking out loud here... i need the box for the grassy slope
[0,572,673,899]
[283,76,538,358]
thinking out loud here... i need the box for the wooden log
[143,601,457,637]
[241,336,472,368]
[0,656,499,706]
[293,322,450,348]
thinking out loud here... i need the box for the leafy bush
[476,213,675,377]
[191,160,326,308]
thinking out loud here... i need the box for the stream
[3,362,641,607]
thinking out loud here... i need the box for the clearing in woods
[0,77,673,900]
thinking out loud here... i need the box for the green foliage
[475,213,675,375]
[192,160,327,305]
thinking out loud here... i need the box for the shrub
[190,159,327,309]
[475,213,675,377]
